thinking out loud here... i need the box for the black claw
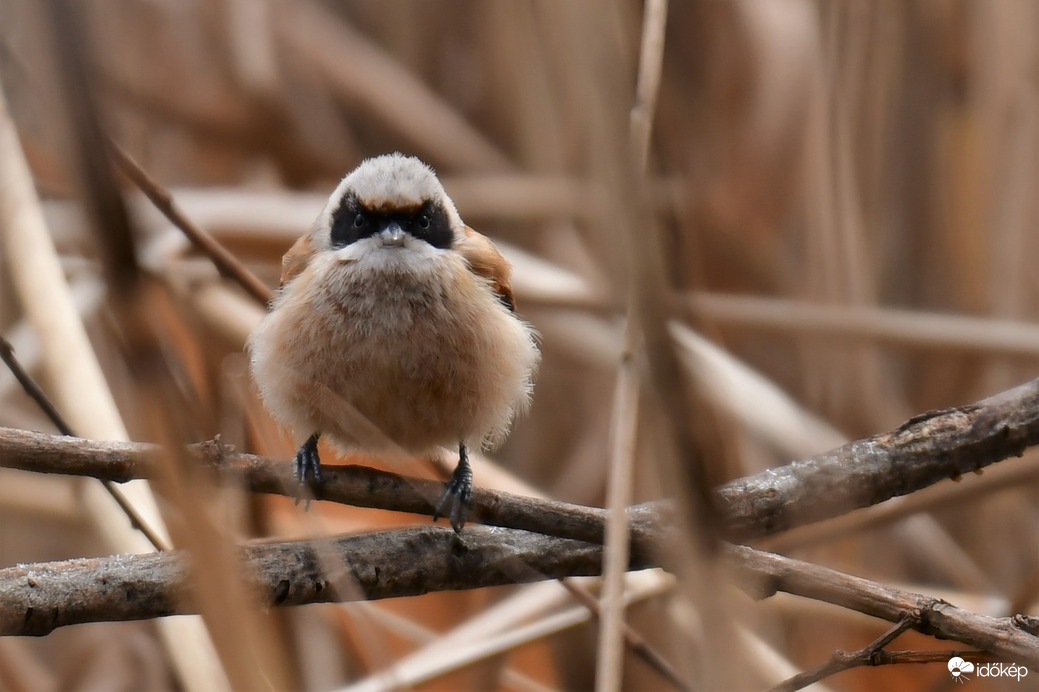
[433,444,473,532]
[293,433,322,507]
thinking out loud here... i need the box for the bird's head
[315,153,463,254]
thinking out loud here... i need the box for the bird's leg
[293,433,323,506]
[433,443,473,532]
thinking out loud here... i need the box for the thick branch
[4,528,1039,670]
[4,376,1039,658]
[0,525,647,637]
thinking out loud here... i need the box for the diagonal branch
[717,376,1039,539]
[728,545,1039,669]
[766,613,919,692]
[107,140,274,306]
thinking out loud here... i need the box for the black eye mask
[330,196,453,250]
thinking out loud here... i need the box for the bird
[248,153,540,531]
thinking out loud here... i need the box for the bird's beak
[378,222,406,247]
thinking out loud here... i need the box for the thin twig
[0,338,170,552]
[766,613,919,692]
[45,3,283,688]
[107,140,274,306]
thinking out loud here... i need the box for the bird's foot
[293,433,322,507]
[433,445,473,532]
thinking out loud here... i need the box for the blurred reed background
[1,1,1038,690]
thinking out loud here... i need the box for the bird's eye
[353,213,366,228]
[417,215,430,230]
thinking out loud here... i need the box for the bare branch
[0,426,664,558]
[0,525,650,637]
[5,377,1039,664]
[5,521,1039,673]
[727,545,1039,669]
[766,614,918,692]
[5,377,1039,546]
[868,649,991,665]
[719,377,1039,539]
[769,644,999,692]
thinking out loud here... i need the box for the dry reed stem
[553,3,735,680]
[563,578,688,692]
[0,69,168,552]
[690,292,1039,358]
[598,355,642,692]
[0,66,227,692]
[0,277,104,402]
[737,628,839,692]
[333,598,557,692]
[340,572,673,692]
[596,1,671,690]
[42,2,293,685]
[281,1,513,172]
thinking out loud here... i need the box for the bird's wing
[280,234,315,288]
[459,226,516,311]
